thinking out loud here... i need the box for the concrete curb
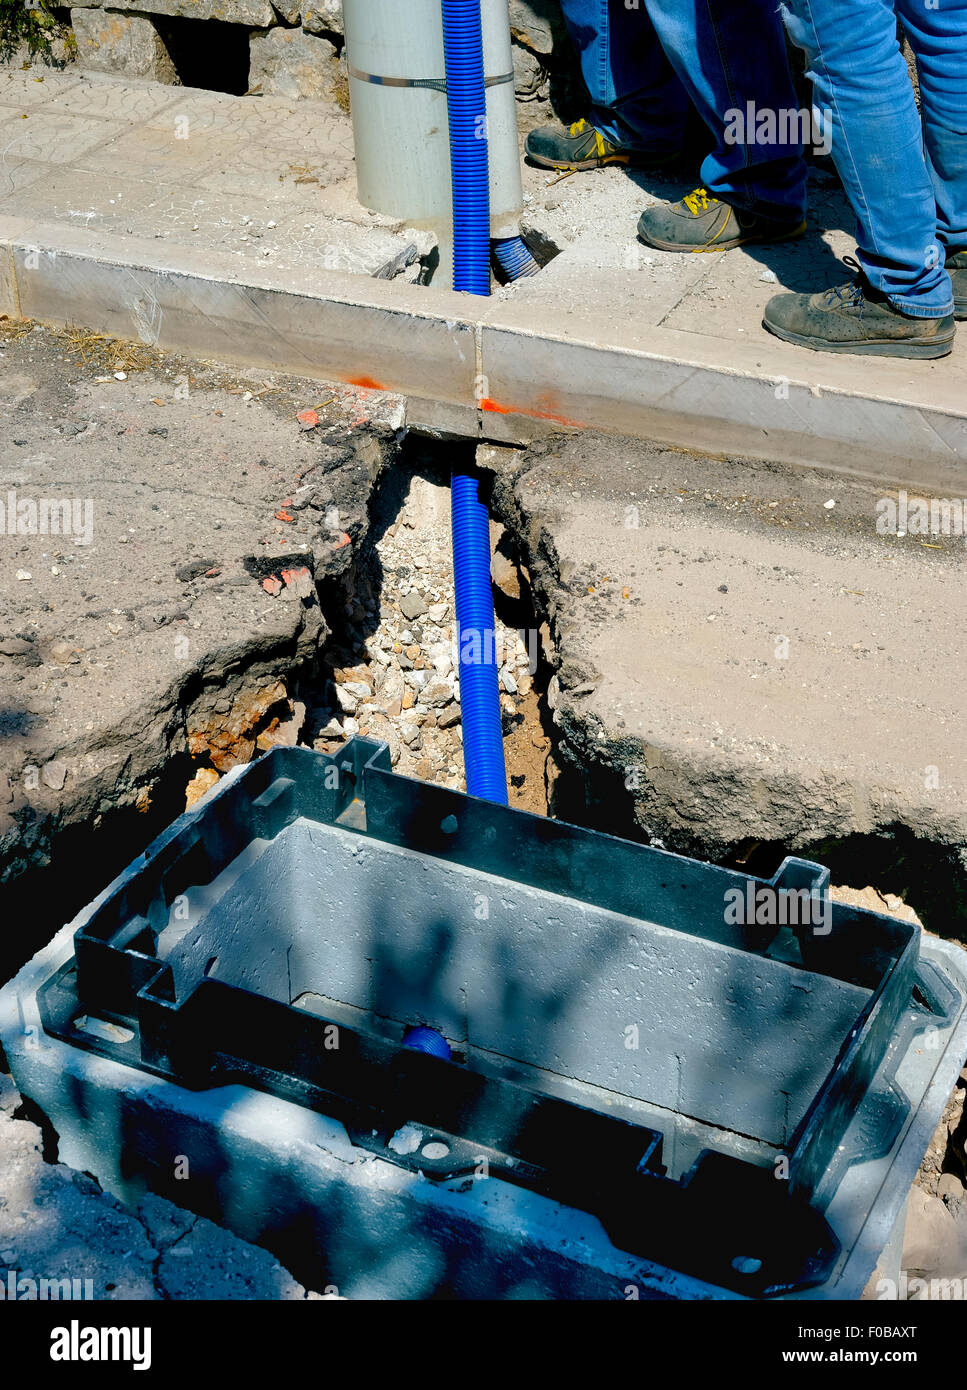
[3,214,967,488]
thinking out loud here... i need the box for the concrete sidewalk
[3,65,967,485]
[0,1070,323,1300]
[0,65,413,274]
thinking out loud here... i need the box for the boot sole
[762,319,955,359]
[527,149,677,173]
[638,219,807,253]
[526,150,632,171]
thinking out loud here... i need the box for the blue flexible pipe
[441,0,508,804]
[493,235,541,280]
[403,1026,452,1060]
[441,0,491,296]
[451,472,508,804]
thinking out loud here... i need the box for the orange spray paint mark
[480,397,585,429]
[344,376,384,391]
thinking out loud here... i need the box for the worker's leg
[762,0,955,357]
[558,0,690,150]
[640,0,807,224]
[526,1,691,170]
[897,0,967,317]
[779,0,952,316]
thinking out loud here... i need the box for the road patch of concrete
[484,432,967,928]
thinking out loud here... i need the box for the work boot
[637,187,806,252]
[525,118,677,172]
[947,248,967,320]
[762,259,955,359]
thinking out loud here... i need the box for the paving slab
[0,157,50,201]
[2,109,127,165]
[2,64,967,483]
[41,75,183,122]
[1,68,415,274]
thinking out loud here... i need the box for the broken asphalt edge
[3,214,966,491]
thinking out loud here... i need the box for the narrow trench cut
[295,435,559,816]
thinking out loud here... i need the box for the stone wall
[60,1,581,108]
[66,0,343,95]
[70,7,178,83]
[248,24,341,102]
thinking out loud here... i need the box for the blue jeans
[558,0,690,153]
[560,0,807,221]
[781,0,967,317]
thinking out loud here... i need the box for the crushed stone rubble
[304,473,534,789]
[178,470,536,804]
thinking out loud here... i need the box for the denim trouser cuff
[887,297,956,320]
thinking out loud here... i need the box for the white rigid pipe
[342,0,524,282]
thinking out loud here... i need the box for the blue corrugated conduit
[492,234,541,280]
[402,1026,453,1060]
[451,472,509,803]
[441,0,508,804]
[440,0,492,296]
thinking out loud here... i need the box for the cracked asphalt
[0,319,397,1300]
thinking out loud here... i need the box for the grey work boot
[947,247,967,320]
[763,258,955,359]
[525,117,677,172]
[637,186,806,253]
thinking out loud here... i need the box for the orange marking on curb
[480,397,585,428]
